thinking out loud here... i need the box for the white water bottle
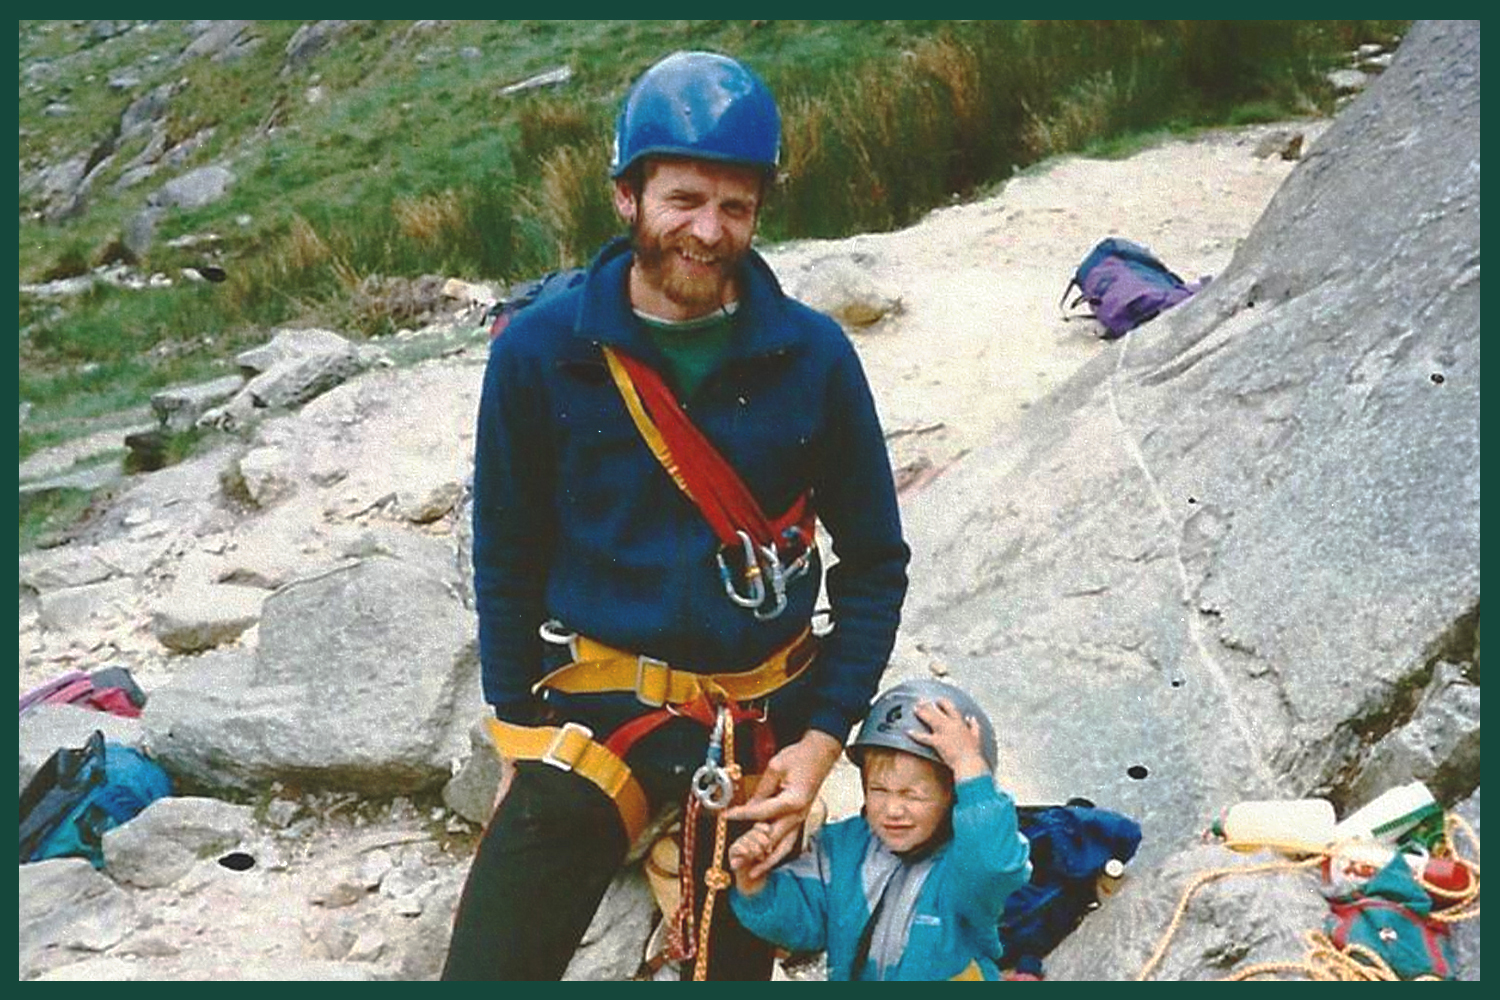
[1331,781,1441,846]
[1213,798,1336,855]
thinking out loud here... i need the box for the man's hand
[723,729,842,880]
[908,698,989,782]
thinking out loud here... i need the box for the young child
[728,678,1032,981]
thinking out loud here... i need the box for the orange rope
[692,712,740,981]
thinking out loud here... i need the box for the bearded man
[443,50,909,981]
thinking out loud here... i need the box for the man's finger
[724,790,794,823]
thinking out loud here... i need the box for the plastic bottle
[1096,857,1127,898]
[1212,798,1336,855]
[1331,781,1442,846]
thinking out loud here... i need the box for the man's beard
[630,220,747,313]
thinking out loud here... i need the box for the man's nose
[690,206,724,245]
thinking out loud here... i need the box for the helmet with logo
[610,50,781,179]
[847,679,998,772]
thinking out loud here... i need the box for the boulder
[148,164,235,211]
[441,715,504,824]
[235,328,365,410]
[283,20,357,72]
[784,252,903,328]
[561,867,656,981]
[178,21,254,63]
[19,858,138,981]
[19,548,118,594]
[150,583,266,653]
[150,374,246,432]
[143,556,482,795]
[120,81,179,139]
[102,796,256,888]
[19,704,147,795]
[36,579,138,633]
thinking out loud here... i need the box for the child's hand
[909,698,990,781]
[729,823,777,896]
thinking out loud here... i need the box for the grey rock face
[899,20,1479,852]
[894,19,1480,981]
[1344,661,1480,809]
[1447,788,1480,981]
[1046,845,1334,981]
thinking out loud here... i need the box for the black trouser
[440,753,776,981]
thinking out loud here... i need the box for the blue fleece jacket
[731,776,1033,981]
[471,237,910,744]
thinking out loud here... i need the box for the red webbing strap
[603,346,813,553]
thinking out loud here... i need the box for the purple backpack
[1061,237,1207,339]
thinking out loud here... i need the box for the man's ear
[612,180,637,224]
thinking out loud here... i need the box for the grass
[18,19,1409,546]
[19,486,109,552]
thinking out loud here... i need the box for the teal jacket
[730,777,1032,980]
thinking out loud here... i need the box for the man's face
[615,157,761,320]
[862,751,953,854]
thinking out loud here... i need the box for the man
[442,50,909,981]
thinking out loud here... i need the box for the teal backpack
[19,730,172,868]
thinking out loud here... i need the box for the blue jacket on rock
[731,776,1033,981]
[471,236,910,745]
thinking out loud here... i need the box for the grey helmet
[848,679,998,772]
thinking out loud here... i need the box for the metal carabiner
[778,525,815,584]
[752,542,789,621]
[716,530,767,609]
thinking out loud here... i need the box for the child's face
[862,751,953,854]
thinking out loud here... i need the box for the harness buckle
[541,721,594,772]
[634,655,672,708]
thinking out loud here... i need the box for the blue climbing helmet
[610,50,781,179]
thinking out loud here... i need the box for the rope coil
[1137,811,1479,981]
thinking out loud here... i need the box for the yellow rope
[1225,931,1437,981]
[1135,852,1322,981]
[1136,811,1480,982]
